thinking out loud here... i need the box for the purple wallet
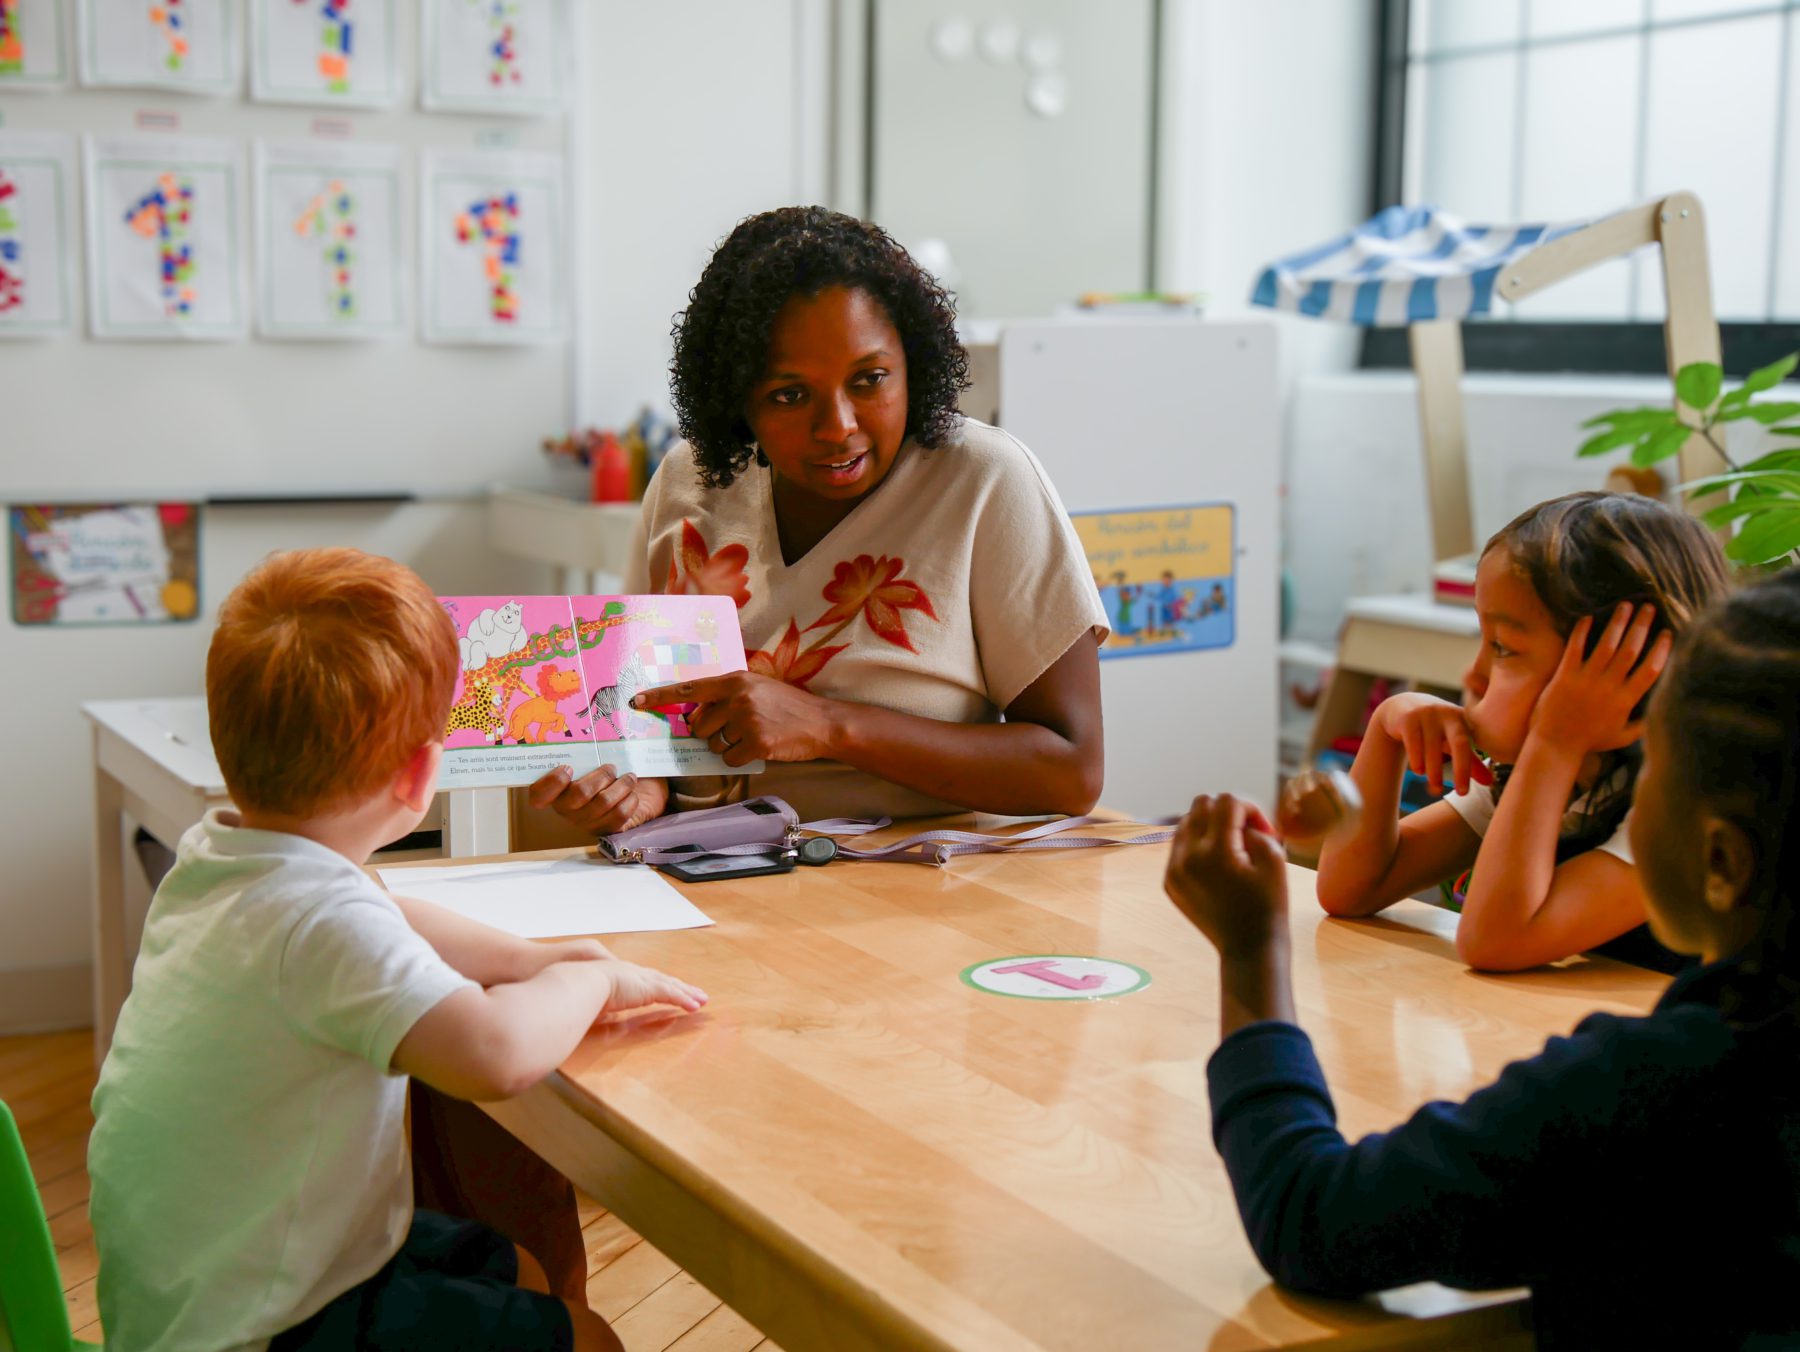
[597,796,800,864]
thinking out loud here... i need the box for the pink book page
[436,594,599,790]
[571,594,761,779]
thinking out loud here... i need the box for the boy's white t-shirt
[1445,778,1636,864]
[89,809,475,1352]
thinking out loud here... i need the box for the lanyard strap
[816,813,1178,865]
[626,814,1176,868]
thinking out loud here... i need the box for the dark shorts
[269,1209,574,1352]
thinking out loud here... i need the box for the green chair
[0,1099,101,1351]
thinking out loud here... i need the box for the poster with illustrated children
[421,0,566,116]
[0,0,70,91]
[77,0,236,95]
[420,147,564,345]
[85,134,247,339]
[250,0,400,108]
[0,132,76,337]
[255,140,404,339]
[1072,504,1236,659]
[436,592,760,790]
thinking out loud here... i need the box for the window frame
[1361,0,1799,378]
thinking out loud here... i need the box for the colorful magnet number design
[960,955,1150,1001]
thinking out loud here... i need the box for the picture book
[436,592,761,790]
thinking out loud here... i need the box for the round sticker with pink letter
[960,955,1150,1001]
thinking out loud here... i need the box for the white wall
[1,0,834,1032]
[1156,0,1377,385]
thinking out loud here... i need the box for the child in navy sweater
[1166,569,1800,1348]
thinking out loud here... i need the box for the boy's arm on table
[392,955,706,1101]
[390,891,606,986]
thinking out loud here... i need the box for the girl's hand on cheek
[1531,604,1672,754]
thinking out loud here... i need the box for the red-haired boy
[89,548,704,1352]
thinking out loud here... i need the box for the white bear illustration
[460,599,529,670]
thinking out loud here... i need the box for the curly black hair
[668,206,970,489]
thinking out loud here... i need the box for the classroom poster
[10,502,200,625]
[76,0,236,95]
[84,133,248,340]
[421,0,566,116]
[255,140,404,339]
[1072,504,1236,659]
[0,132,76,337]
[250,0,400,108]
[420,147,565,345]
[436,593,759,789]
[0,0,70,91]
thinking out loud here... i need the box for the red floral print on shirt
[666,519,751,609]
[809,554,939,654]
[745,620,848,690]
[747,553,939,688]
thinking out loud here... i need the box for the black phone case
[659,854,796,883]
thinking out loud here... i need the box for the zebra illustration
[587,651,648,738]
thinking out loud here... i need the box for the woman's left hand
[1530,602,1672,755]
[632,672,838,766]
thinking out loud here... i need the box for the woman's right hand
[1374,693,1493,798]
[527,764,670,836]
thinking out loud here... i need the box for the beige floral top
[624,417,1109,820]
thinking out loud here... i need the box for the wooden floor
[3,1030,780,1351]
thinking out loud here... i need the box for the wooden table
[383,821,1668,1351]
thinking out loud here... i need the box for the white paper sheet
[377,857,714,940]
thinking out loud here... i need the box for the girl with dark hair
[1162,567,1800,1350]
[1316,491,1729,971]
[531,206,1107,832]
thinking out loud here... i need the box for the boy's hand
[528,764,669,837]
[1376,692,1494,797]
[1531,603,1671,755]
[597,958,708,1014]
[1164,794,1290,959]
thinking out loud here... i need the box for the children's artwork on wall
[250,0,399,108]
[435,593,759,789]
[420,0,565,116]
[10,502,201,625]
[76,0,236,95]
[1072,504,1237,659]
[84,133,247,340]
[255,140,403,339]
[0,0,70,91]
[420,148,564,345]
[0,132,76,337]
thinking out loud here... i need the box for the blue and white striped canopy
[1249,206,1588,325]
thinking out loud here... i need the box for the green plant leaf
[1769,425,1800,439]
[1682,474,1800,507]
[1577,425,1653,458]
[1742,447,1800,469]
[1744,401,1800,425]
[1578,406,1677,432]
[1675,362,1723,411]
[1740,352,1799,395]
[1726,507,1800,566]
[1630,422,1693,467]
[1701,497,1788,530]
